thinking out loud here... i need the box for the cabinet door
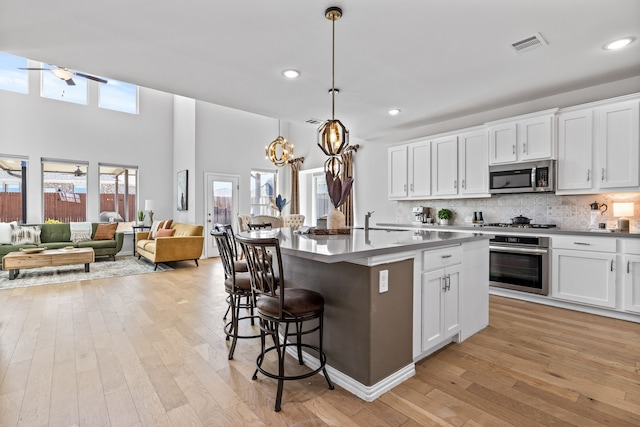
[458,130,488,195]
[624,255,640,314]
[489,123,517,164]
[552,249,616,308]
[557,109,594,191]
[519,115,553,161]
[421,269,444,351]
[443,266,461,339]
[388,145,408,199]
[408,141,431,198]
[432,135,458,196]
[598,100,640,189]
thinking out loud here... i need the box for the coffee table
[2,248,95,280]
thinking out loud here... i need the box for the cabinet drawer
[422,245,462,271]
[551,236,616,252]
[623,239,640,255]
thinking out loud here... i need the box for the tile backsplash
[397,193,640,232]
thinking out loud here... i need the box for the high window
[250,170,276,215]
[0,156,28,222]
[99,164,138,222]
[41,64,88,105]
[99,79,138,114]
[0,52,28,94]
[42,159,88,222]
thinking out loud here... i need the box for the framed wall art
[177,170,188,211]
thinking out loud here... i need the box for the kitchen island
[240,227,490,401]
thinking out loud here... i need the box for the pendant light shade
[318,6,349,169]
[265,121,294,167]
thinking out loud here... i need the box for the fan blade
[66,78,76,86]
[75,72,108,84]
[18,67,50,70]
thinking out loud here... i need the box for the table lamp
[144,199,156,224]
[613,202,634,232]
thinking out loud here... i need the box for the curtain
[340,148,356,226]
[289,157,304,214]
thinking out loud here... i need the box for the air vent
[305,118,323,125]
[510,33,547,53]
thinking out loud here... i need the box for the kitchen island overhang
[239,228,490,401]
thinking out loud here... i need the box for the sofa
[0,222,124,262]
[135,222,204,270]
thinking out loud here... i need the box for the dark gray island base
[241,228,490,401]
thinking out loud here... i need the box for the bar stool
[211,231,259,360]
[236,235,334,412]
[213,224,248,320]
[248,222,272,230]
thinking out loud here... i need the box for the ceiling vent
[510,33,547,53]
[305,118,323,125]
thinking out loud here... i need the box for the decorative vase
[327,208,346,229]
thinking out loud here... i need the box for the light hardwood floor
[0,257,639,426]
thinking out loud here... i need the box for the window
[99,164,138,223]
[42,160,88,222]
[99,78,138,114]
[41,64,87,105]
[299,168,333,226]
[0,52,28,94]
[250,170,276,215]
[0,156,27,222]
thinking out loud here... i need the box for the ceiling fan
[73,166,86,177]
[18,66,108,86]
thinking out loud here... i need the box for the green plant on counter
[437,208,453,220]
[137,210,146,222]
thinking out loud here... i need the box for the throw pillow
[10,224,41,245]
[70,221,92,243]
[93,223,118,240]
[0,221,17,244]
[155,228,175,238]
[148,220,165,240]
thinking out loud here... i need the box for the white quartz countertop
[238,228,488,263]
[377,222,640,239]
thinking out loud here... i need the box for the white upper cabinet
[557,96,639,194]
[431,135,458,197]
[388,140,431,200]
[458,129,489,196]
[488,109,557,165]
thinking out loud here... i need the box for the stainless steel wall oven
[489,235,550,295]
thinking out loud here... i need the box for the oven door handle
[489,245,548,255]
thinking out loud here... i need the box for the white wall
[173,95,196,224]
[0,71,174,223]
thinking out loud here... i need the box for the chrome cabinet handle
[441,277,447,292]
[601,168,605,181]
[586,169,590,182]
[462,179,466,189]
[573,242,591,246]
[410,183,414,192]
[454,180,457,189]
[512,145,516,155]
[441,254,452,259]
[523,143,527,154]
[627,260,631,274]
[611,259,614,272]
[404,184,407,192]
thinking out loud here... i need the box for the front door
[204,173,239,257]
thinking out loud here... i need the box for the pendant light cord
[331,17,335,120]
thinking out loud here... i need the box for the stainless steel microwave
[489,160,555,194]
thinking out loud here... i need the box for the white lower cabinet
[623,255,640,314]
[419,245,462,353]
[551,248,616,309]
[421,266,460,352]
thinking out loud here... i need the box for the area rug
[0,256,172,290]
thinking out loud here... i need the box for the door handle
[610,259,614,272]
[627,260,631,274]
[454,180,457,189]
[523,143,527,154]
[462,179,465,189]
[601,168,605,181]
[441,277,447,292]
[512,145,515,155]
[410,183,414,192]
[586,169,590,182]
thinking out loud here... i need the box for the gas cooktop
[485,223,557,229]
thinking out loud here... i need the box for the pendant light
[265,120,293,167]
[318,6,349,171]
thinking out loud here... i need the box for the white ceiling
[1,0,639,143]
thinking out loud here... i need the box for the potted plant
[137,210,145,224]
[437,208,453,225]
[326,171,353,229]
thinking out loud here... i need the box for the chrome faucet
[365,211,375,232]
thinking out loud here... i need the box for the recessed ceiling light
[388,109,401,116]
[282,69,300,79]
[604,37,634,50]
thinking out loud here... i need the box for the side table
[132,225,151,255]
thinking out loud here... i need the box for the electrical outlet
[379,269,389,293]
